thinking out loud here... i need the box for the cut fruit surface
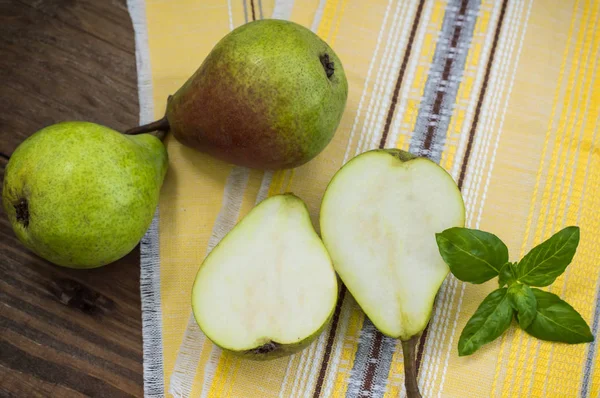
[192,194,337,358]
[320,149,465,340]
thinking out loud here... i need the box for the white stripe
[291,335,322,396]
[227,0,234,30]
[127,0,165,397]
[278,354,296,398]
[272,0,296,20]
[354,0,411,154]
[341,0,398,164]
[311,0,328,31]
[465,0,523,227]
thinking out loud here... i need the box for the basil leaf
[507,284,537,329]
[458,288,514,356]
[524,288,594,343]
[517,226,580,287]
[436,227,509,284]
[498,262,517,287]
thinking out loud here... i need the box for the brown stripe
[422,0,469,153]
[379,0,427,148]
[312,286,346,398]
[358,327,385,395]
[457,0,508,189]
[415,0,510,376]
[250,0,257,21]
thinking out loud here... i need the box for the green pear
[191,194,338,359]
[319,149,465,397]
[127,19,348,170]
[2,121,168,269]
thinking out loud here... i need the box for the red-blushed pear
[319,149,465,398]
[126,19,348,170]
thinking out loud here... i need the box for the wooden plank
[0,0,139,154]
[16,0,136,54]
[0,0,144,396]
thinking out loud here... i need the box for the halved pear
[192,194,338,359]
[320,149,465,397]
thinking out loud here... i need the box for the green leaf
[524,288,594,343]
[517,226,580,287]
[507,284,537,329]
[498,262,517,287]
[436,227,509,284]
[458,288,514,356]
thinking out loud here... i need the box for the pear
[319,149,465,397]
[126,19,348,170]
[2,121,168,269]
[191,194,338,359]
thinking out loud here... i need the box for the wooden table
[1,1,143,396]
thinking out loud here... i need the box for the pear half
[320,149,465,397]
[192,194,338,359]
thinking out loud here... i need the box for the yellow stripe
[494,0,596,395]
[521,1,597,395]
[489,0,580,393]
[541,2,600,394]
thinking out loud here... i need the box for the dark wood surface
[1,1,144,396]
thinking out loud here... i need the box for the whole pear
[2,121,168,269]
[127,19,348,170]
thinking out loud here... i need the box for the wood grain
[0,1,144,396]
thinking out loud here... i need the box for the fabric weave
[128,0,600,396]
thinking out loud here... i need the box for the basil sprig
[436,226,594,356]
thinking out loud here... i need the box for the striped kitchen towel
[127,0,600,396]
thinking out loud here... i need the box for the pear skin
[127,19,348,170]
[2,121,168,268]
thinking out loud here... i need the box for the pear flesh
[2,122,168,269]
[192,194,338,359]
[320,149,465,340]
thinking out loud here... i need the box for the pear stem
[124,116,170,138]
[401,336,422,398]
